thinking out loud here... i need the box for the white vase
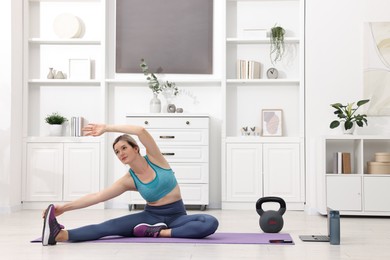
[150,93,161,113]
[49,124,63,136]
[342,124,355,135]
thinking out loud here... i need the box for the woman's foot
[133,223,167,238]
[42,204,64,246]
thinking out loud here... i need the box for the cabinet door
[326,176,362,211]
[226,143,262,201]
[63,143,100,201]
[263,144,302,202]
[364,177,390,212]
[25,143,63,201]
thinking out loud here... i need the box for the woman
[41,124,219,246]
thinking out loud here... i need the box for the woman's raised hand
[82,123,106,137]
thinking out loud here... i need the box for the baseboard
[0,204,22,214]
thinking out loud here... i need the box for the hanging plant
[270,25,285,64]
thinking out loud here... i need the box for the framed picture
[262,109,283,136]
[69,59,91,80]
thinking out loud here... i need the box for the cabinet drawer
[141,146,209,162]
[171,163,208,183]
[149,129,208,145]
[126,116,209,129]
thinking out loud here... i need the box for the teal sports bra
[129,155,178,202]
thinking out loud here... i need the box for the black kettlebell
[256,196,286,233]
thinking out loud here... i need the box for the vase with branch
[140,59,162,113]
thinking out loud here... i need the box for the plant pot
[342,124,355,135]
[49,124,63,136]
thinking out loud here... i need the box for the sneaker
[42,204,64,246]
[133,223,167,238]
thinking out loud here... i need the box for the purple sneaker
[133,223,167,238]
[42,204,64,246]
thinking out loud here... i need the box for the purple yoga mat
[32,232,294,245]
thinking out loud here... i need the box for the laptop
[299,207,339,242]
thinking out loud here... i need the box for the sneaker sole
[134,222,167,229]
[42,204,53,246]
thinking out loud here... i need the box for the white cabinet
[25,143,64,202]
[226,143,262,202]
[263,143,302,202]
[221,0,305,210]
[323,136,390,216]
[126,115,209,209]
[224,141,303,209]
[23,140,100,208]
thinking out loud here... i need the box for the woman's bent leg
[67,211,162,242]
[168,214,219,238]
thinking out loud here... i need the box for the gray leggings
[68,200,219,242]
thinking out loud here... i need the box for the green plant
[140,59,161,94]
[161,81,179,96]
[45,112,68,125]
[330,99,370,130]
[270,25,285,64]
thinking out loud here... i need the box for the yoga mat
[32,232,294,245]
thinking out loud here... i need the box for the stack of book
[237,60,261,79]
[70,117,84,137]
[333,152,351,174]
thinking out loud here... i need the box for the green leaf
[330,121,340,129]
[357,99,370,106]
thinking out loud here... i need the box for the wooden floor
[1,208,390,260]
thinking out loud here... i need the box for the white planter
[49,124,63,136]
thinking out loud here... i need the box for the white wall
[0,0,23,213]
[305,0,390,213]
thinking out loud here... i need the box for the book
[237,59,261,79]
[342,152,351,174]
[333,152,343,174]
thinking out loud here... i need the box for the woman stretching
[41,124,219,246]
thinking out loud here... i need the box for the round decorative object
[256,196,286,233]
[53,13,82,39]
[266,68,279,79]
[167,104,176,113]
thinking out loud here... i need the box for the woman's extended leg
[66,211,164,242]
[167,214,219,238]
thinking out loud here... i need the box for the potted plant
[329,99,370,134]
[270,24,285,64]
[45,112,68,136]
[140,59,179,113]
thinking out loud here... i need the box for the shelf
[29,38,101,45]
[226,79,300,84]
[25,136,102,143]
[28,79,101,86]
[226,37,300,44]
[225,136,302,143]
[106,78,222,85]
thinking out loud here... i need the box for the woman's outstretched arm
[82,123,169,167]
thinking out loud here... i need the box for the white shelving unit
[21,0,107,208]
[221,0,306,210]
[323,135,390,216]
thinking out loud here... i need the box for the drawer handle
[160,135,175,139]
[162,152,175,156]
[186,121,190,125]
[144,121,149,125]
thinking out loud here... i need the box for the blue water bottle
[329,210,340,245]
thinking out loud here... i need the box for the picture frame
[68,58,91,80]
[262,109,283,136]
